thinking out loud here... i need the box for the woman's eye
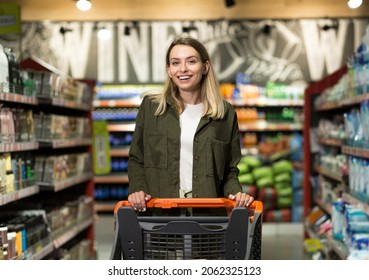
[172,61,179,66]
[188,60,196,64]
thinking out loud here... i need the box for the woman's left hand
[228,192,254,207]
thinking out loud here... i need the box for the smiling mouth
[178,76,191,80]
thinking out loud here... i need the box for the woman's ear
[203,61,210,75]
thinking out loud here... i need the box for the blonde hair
[142,37,225,119]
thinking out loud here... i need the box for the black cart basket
[110,198,263,260]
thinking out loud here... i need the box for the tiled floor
[94,213,305,260]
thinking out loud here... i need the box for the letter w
[300,19,349,81]
[55,22,93,78]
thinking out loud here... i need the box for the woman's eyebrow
[170,56,198,60]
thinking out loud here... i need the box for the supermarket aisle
[94,213,305,260]
[261,222,305,259]
[94,214,115,260]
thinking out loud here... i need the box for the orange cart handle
[114,198,263,214]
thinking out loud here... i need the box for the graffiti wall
[1,18,368,85]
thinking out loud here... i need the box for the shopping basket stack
[110,198,263,260]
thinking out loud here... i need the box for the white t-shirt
[179,103,203,192]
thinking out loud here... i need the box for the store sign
[2,18,368,84]
[0,3,20,35]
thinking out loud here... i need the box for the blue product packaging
[351,233,369,250]
[332,199,346,241]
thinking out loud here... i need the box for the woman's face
[167,44,209,95]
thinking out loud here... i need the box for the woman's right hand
[127,191,152,212]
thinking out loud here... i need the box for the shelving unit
[33,82,95,259]
[227,92,305,223]
[303,66,348,219]
[228,97,304,139]
[92,84,159,212]
[303,64,369,259]
[0,56,96,259]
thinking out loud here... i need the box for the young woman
[127,37,254,213]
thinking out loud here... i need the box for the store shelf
[303,65,369,260]
[304,217,348,260]
[0,185,40,206]
[229,98,304,107]
[28,239,54,260]
[107,123,135,132]
[0,55,96,260]
[314,166,346,184]
[313,197,332,215]
[316,92,369,111]
[94,173,129,184]
[39,97,92,112]
[0,92,38,105]
[342,145,369,159]
[0,141,39,153]
[93,98,141,108]
[38,139,92,149]
[110,147,130,157]
[238,120,302,131]
[52,217,94,249]
[37,172,94,192]
[318,137,343,147]
[92,86,143,213]
[303,219,331,258]
[26,226,96,259]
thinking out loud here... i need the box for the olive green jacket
[128,96,242,199]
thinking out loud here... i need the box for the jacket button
[194,156,199,161]
[194,175,198,180]
[194,137,199,142]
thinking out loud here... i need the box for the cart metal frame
[110,198,263,260]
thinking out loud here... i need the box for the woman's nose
[180,63,187,72]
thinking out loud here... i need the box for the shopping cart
[110,198,263,260]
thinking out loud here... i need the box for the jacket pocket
[144,129,167,168]
[206,138,229,180]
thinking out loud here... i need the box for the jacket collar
[166,95,216,124]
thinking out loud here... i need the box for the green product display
[92,120,111,175]
[274,181,291,191]
[241,155,261,168]
[276,186,293,197]
[256,176,273,189]
[238,173,254,184]
[274,172,291,183]
[237,162,249,174]
[272,159,293,174]
[252,166,273,180]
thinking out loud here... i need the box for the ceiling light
[76,0,92,11]
[347,0,362,9]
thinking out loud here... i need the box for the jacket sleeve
[222,108,243,197]
[127,97,150,195]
